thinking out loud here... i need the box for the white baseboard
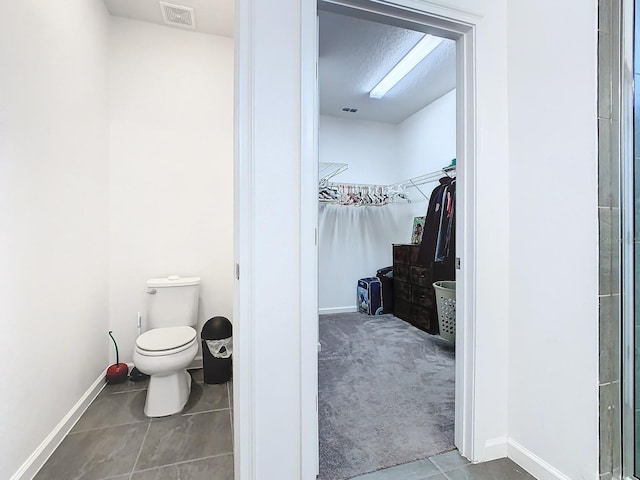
[507,439,571,480]
[319,306,357,314]
[10,370,106,480]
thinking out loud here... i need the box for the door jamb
[300,0,320,477]
[621,0,636,477]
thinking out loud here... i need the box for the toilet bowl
[133,326,198,417]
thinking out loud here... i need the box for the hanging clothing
[417,177,452,267]
[436,180,456,280]
[435,180,456,263]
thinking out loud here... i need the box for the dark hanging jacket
[434,181,456,281]
[417,177,452,267]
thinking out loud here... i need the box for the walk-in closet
[316,7,460,480]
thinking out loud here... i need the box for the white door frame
[235,0,510,478]
[315,0,477,460]
[300,0,320,477]
[621,0,636,477]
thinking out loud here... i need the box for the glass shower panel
[635,0,640,474]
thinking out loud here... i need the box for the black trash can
[201,316,232,384]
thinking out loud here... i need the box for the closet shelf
[318,164,455,206]
[319,162,348,183]
[390,165,456,190]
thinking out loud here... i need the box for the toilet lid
[136,326,196,352]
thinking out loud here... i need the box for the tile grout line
[181,406,231,416]
[350,455,467,480]
[105,388,148,395]
[70,419,149,435]
[129,452,234,475]
[427,459,469,476]
[130,420,153,476]
[98,474,136,480]
[434,462,468,476]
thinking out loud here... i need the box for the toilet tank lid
[147,275,200,287]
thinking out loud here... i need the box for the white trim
[234,0,256,479]
[453,21,476,461]
[10,371,106,480]
[620,0,635,478]
[507,439,571,480]
[299,0,319,477]
[320,0,482,24]
[319,306,358,314]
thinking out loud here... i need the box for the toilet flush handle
[147,288,157,294]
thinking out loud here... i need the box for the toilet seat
[136,326,197,357]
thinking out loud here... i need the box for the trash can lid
[202,316,232,340]
[137,326,196,351]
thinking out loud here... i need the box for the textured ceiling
[103,0,234,38]
[319,11,456,124]
[102,3,452,124]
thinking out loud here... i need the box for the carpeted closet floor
[318,312,456,480]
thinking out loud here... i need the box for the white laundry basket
[433,281,456,342]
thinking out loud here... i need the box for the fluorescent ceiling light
[369,34,445,99]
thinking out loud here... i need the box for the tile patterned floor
[35,368,534,480]
[350,450,537,480]
[34,369,233,480]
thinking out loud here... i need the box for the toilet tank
[146,275,200,329]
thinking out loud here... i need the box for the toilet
[133,275,200,417]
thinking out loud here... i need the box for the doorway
[309,0,478,475]
[315,7,459,478]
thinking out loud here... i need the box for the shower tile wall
[598,0,623,478]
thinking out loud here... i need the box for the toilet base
[144,369,192,417]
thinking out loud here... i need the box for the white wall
[318,91,457,311]
[0,12,234,479]
[0,1,110,478]
[506,1,599,479]
[397,89,457,221]
[319,115,399,184]
[108,18,234,363]
[319,116,400,310]
[397,88,457,180]
[318,202,410,310]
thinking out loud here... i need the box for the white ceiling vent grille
[159,2,196,30]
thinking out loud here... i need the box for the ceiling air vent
[159,2,196,30]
